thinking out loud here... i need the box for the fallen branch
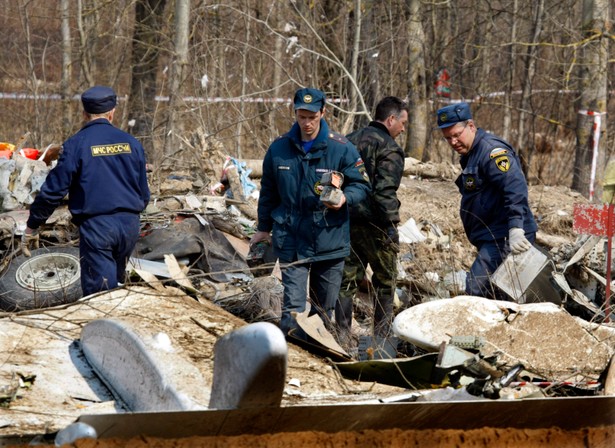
[240,158,459,181]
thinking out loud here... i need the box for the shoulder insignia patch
[329,132,348,144]
[359,166,369,182]
[489,148,508,159]
[494,155,510,172]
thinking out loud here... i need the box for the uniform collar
[289,119,330,150]
[81,118,112,130]
[369,121,391,136]
[472,127,486,146]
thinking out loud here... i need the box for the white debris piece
[0,156,50,209]
[398,218,426,243]
[393,296,614,381]
[151,332,174,353]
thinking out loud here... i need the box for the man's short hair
[374,96,409,122]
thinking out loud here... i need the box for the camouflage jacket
[346,121,404,228]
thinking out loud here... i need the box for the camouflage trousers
[335,223,398,338]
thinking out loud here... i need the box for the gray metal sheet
[77,396,615,439]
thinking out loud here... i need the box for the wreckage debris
[2,150,615,447]
[210,322,287,410]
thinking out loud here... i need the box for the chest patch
[91,143,131,157]
[464,176,477,191]
[494,155,510,172]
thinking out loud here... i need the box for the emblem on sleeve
[489,148,508,159]
[359,166,369,182]
[495,155,510,172]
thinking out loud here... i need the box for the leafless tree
[572,0,609,200]
[164,0,190,165]
[127,0,168,163]
[60,0,72,136]
[405,0,428,160]
[0,0,610,193]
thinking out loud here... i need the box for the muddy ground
[50,426,615,448]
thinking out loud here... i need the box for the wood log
[403,158,459,180]
[240,158,458,180]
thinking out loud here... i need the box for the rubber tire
[0,246,83,311]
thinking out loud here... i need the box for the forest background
[0,0,611,199]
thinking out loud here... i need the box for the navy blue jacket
[257,119,371,262]
[27,119,150,228]
[455,128,537,246]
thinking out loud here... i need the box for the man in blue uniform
[22,86,150,296]
[437,102,537,298]
[251,87,370,336]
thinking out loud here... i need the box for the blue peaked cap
[437,102,472,128]
[293,88,326,112]
[81,86,117,114]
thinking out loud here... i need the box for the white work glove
[508,227,531,255]
[21,228,39,257]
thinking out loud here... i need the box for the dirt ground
[397,172,583,260]
[1,166,607,447]
[8,426,615,447]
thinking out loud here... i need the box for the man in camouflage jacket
[335,96,409,348]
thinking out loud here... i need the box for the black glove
[384,226,399,247]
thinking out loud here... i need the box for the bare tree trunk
[502,0,518,141]
[237,0,251,159]
[60,0,72,137]
[475,17,493,101]
[128,0,167,163]
[405,0,428,160]
[269,12,284,140]
[18,3,42,145]
[77,0,98,87]
[572,0,609,200]
[517,0,545,177]
[341,0,361,135]
[359,0,379,130]
[164,0,190,164]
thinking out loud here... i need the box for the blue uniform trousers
[467,232,536,298]
[279,257,345,335]
[79,213,141,296]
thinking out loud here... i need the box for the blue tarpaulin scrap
[224,157,257,199]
